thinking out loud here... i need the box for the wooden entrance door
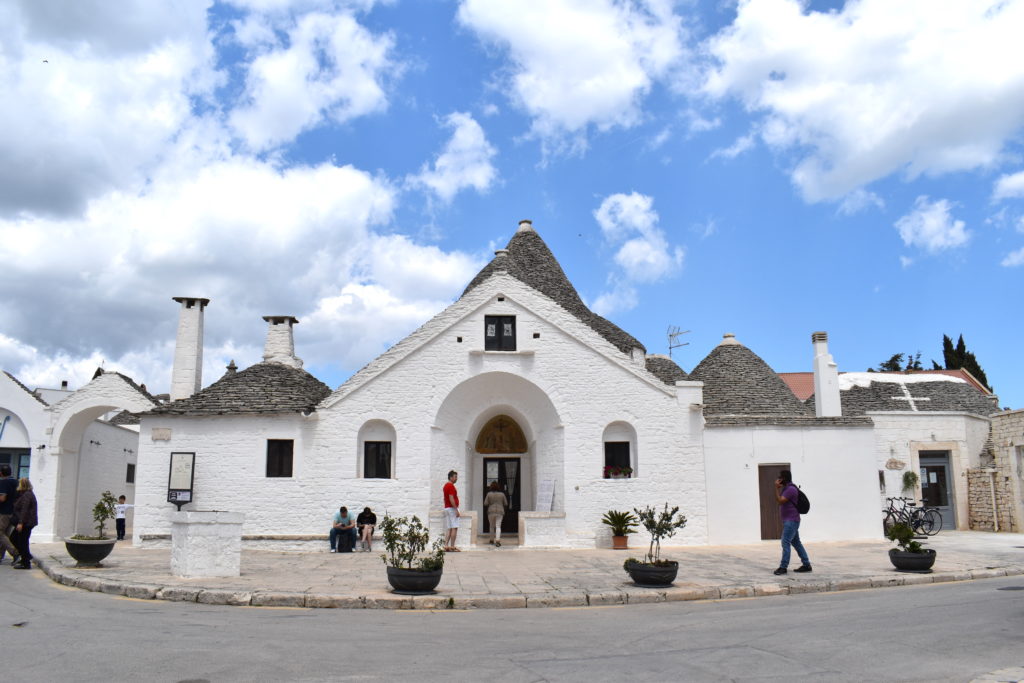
[482,458,520,534]
[759,463,789,540]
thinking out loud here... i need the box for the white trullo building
[131,220,1004,550]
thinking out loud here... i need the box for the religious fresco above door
[474,415,527,454]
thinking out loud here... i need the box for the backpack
[795,487,810,514]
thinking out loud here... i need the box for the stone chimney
[170,297,209,401]
[811,331,842,417]
[263,316,303,368]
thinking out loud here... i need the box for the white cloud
[894,196,969,252]
[899,255,913,268]
[229,10,396,151]
[1001,247,1024,267]
[591,282,638,318]
[709,132,755,160]
[592,192,683,315]
[993,170,1024,201]
[837,189,885,216]
[702,0,1024,201]
[457,0,687,151]
[0,0,218,218]
[409,112,498,203]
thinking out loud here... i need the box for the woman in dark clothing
[12,478,37,569]
[356,507,377,552]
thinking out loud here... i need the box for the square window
[266,439,294,477]
[484,315,516,351]
[126,463,136,484]
[364,441,392,478]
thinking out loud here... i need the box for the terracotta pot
[888,548,936,572]
[624,560,679,587]
[611,535,629,550]
[386,566,443,594]
[64,538,116,567]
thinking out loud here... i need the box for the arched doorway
[476,415,527,536]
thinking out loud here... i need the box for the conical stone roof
[689,334,811,417]
[462,221,645,354]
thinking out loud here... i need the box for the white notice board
[537,479,555,512]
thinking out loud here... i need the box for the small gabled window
[266,439,294,477]
[485,315,516,351]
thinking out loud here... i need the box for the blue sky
[1,0,1022,408]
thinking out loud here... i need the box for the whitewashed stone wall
[704,424,879,543]
[72,421,137,536]
[869,411,991,530]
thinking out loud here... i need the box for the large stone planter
[889,548,936,572]
[386,566,443,595]
[171,511,245,578]
[64,538,117,567]
[624,560,679,587]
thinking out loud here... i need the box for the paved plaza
[31,531,1024,610]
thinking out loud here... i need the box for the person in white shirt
[115,495,134,541]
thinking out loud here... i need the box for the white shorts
[444,507,460,529]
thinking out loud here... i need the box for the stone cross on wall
[890,383,931,411]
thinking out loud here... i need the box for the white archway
[431,372,563,529]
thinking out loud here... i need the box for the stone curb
[35,555,1024,611]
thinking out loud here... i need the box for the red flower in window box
[603,465,633,479]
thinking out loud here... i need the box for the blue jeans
[780,520,809,569]
[330,527,356,551]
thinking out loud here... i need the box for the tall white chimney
[263,316,303,368]
[811,331,842,417]
[170,297,209,401]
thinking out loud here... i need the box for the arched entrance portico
[431,372,563,544]
[475,414,527,536]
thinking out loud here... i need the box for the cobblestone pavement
[29,531,1024,610]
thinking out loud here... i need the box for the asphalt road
[4,568,1023,682]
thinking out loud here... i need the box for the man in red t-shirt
[443,470,460,551]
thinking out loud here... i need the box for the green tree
[938,334,991,391]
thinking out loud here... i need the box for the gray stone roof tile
[810,378,998,417]
[689,336,811,417]
[645,355,688,385]
[462,223,645,354]
[147,362,331,416]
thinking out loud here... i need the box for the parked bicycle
[882,496,942,536]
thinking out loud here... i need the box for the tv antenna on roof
[667,326,690,359]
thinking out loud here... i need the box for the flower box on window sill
[603,466,633,480]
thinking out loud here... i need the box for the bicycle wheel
[910,508,933,536]
[882,511,897,535]
[922,508,942,536]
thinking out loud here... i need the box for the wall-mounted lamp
[36,444,46,451]
[123,448,135,455]
[88,440,102,446]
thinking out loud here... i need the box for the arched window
[602,422,637,479]
[358,420,396,479]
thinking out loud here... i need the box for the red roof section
[778,369,992,402]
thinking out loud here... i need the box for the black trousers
[11,526,32,566]
[116,518,126,539]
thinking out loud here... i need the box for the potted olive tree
[64,490,118,567]
[379,514,446,594]
[886,521,936,572]
[623,503,687,587]
[601,509,639,549]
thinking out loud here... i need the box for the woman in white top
[483,481,509,547]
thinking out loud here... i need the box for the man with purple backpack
[773,469,812,575]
